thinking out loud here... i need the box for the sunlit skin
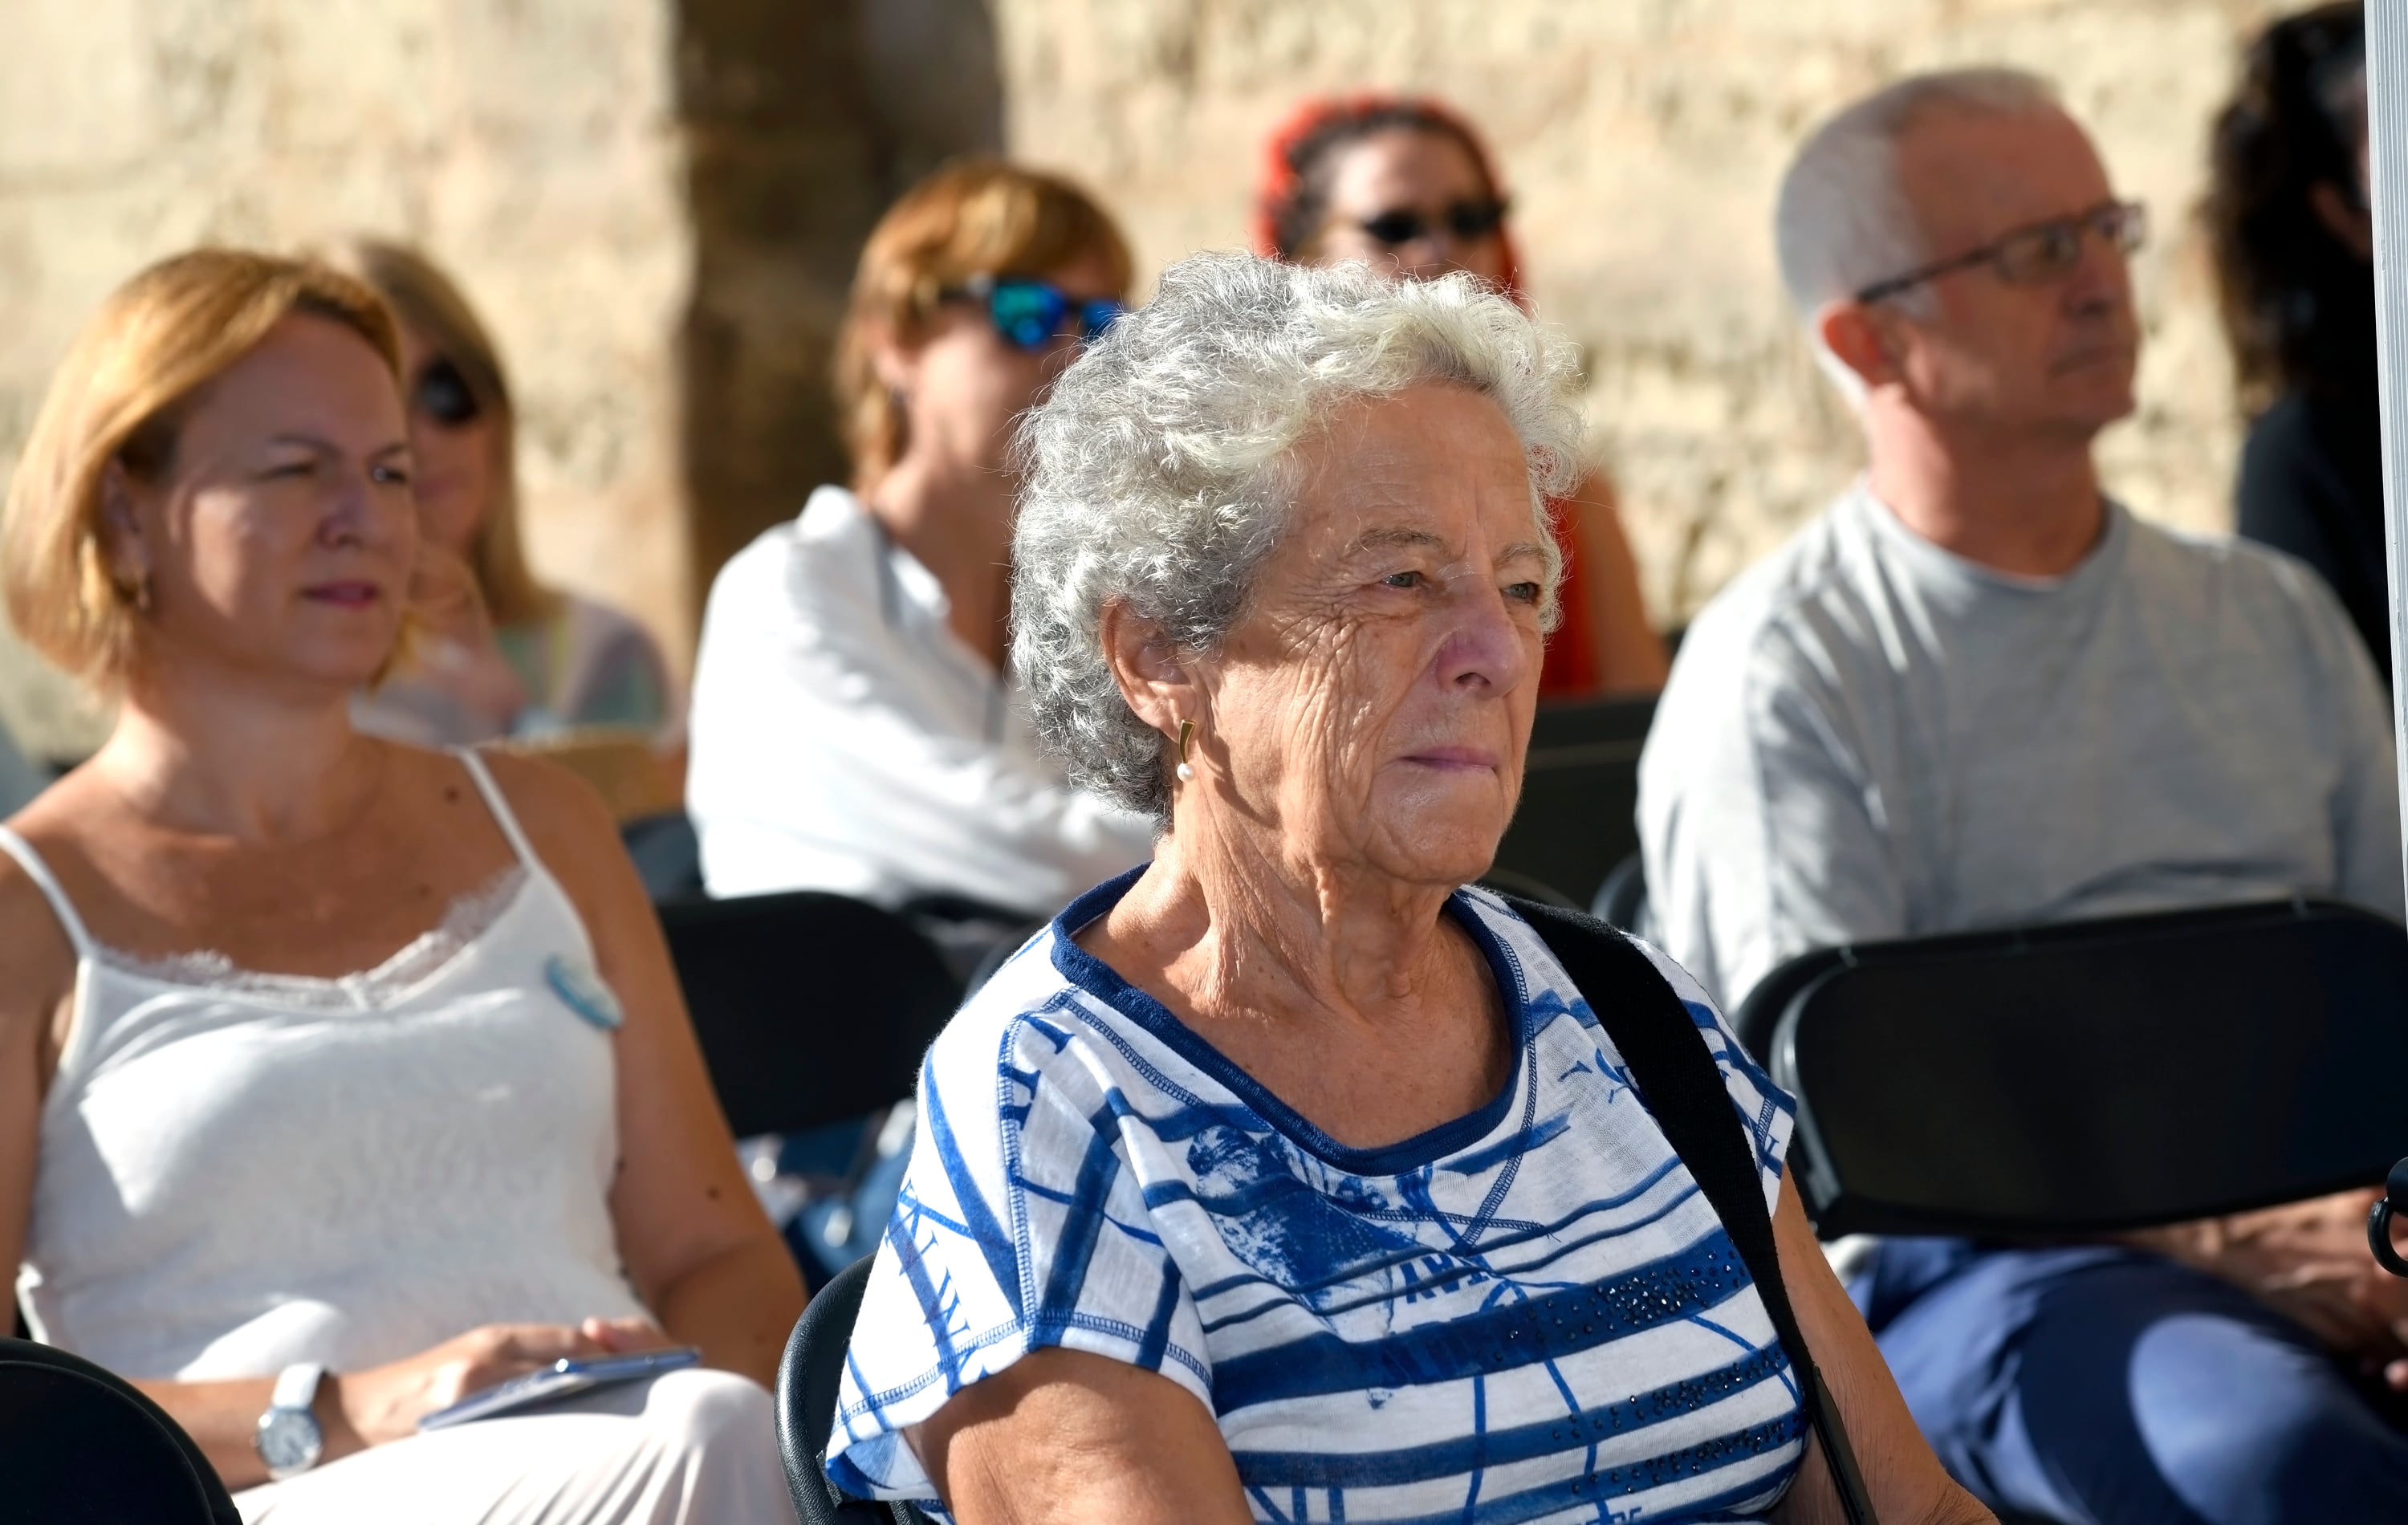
[1090,381,1545,1153]
[903,381,1995,1525]
[1304,127,1513,286]
[105,315,420,701]
[866,250,1125,670]
[393,326,496,562]
[1820,106,2138,575]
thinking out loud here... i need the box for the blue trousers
[1853,1241,2408,1523]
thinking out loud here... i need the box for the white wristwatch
[254,1361,326,1481]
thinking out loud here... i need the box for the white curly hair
[1011,250,1586,822]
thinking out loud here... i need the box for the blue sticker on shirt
[547,954,624,1031]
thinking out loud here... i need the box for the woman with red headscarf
[1256,96,1668,697]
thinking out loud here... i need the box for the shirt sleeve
[2298,570,2407,921]
[825,1011,1212,1508]
[687,531,1155,912]
[1641,612,1910,1011]
[1622,936,1800,1215]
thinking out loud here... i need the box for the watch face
[257,1406,323,1476]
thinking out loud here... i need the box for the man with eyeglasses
[1639,67,2408,1522]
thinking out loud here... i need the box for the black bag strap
[1507,897,1877,1525]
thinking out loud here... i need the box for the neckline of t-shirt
[1046,864,1533,1178]
[1850,481,2130,597]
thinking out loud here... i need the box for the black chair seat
[660,891,963,1140]
[1735,897,2408,1241]
[0,1338,239,1523]
[1490,692,1654,910]
[778,1256,933,1524]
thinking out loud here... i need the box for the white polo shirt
[687,486,1155,917]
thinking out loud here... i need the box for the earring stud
[1175,718,1195,783]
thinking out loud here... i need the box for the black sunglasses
[1854,200,2148,305]
[943,274,1125,352]
[412,356,483,429]
[1354,197,1511,249]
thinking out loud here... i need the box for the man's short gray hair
[1012,251,1584,822]
[1775,67,2063,401]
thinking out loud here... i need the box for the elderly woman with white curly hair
[824,254,1990,1525]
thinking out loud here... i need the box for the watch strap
[269,1361,324,1413]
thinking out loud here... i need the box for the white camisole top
[6,749,646,1381]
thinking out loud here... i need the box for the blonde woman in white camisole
[0,251,805,1521]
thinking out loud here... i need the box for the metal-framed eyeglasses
[1853,199,2148,305]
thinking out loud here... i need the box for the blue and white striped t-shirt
[829,869,1804,1523]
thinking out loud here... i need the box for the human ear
[864,316,925,401]
[97,458,153,588]
[1098,597,1199,744]
[1816,300,1903,394]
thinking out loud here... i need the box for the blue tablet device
[417,1345,702,1430]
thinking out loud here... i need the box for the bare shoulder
[467,748,627,878]
[0,795,86,1033]
[458,746,650,934]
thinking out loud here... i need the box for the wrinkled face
[1885,108,2139,439]
[1194,382,1547,889]
[113,314,417,693]
[397,323,495,560]
[1306,128,1512,287]
[886,249,1126,481]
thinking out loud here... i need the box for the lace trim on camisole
[87,864,531,1011]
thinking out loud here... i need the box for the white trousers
[234,1368,794,1524]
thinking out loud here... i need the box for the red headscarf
[1251,93,1527,300]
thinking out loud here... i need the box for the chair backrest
[659,892,964,1139]
[777,1255,932,1525]
[1739,897,2408,1239]
[0,1338,240,1523]
[1491,692,1655,909]
[1589,848,1649,933]
[498,726,681,824]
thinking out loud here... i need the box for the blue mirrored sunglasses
[949,274,1124,352]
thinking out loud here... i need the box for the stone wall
[0,0,2325,755]
[0,0,689,756]
[997,0,2302,624]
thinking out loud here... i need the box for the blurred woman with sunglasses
[685,159,1154,917]
[2207,6,2390,678]
[1256,96,1669,697]
[329,240,679,746]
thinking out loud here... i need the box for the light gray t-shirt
[1638,483,2404,1010]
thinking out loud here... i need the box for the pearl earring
[1175,719,1195,783]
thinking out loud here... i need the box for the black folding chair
[658,892,964,1140]
[0,1338,239,1523]
[1491,692,1654,910]
[777,1255,934,1525]
[1731,897,2408,1240]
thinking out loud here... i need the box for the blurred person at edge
[2209,5,2393,679]
[685,160,1154,915]
[329,239,681,749]
[1641,68,2408,1523]
[1255,94,1670,697]
[0,250,803,1522]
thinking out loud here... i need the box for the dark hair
[1255,98,1515,280]
[2204,2,2370,405]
